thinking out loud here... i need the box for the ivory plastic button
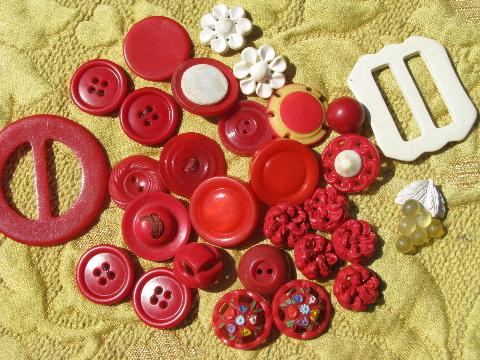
[334,150,362,177]
[180,64,228,105]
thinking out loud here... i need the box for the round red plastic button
[280,92,324,134]
[326,97,365,134]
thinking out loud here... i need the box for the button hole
[152,114,159,120]
[92,77,99,84]
[183,262,194,277]
[101,80,108,87]
[267,268,273,274]
[102,262,110,271]
[96,89,105,97]
[145,106,153,113]
[145,120,151,126]
[131,176,138,183]
[93,268,101,277]
[154,286,163,295]
[256,268,263,275]
[88,86,96,94]
[164,290,172,300]
[242,130,248,135]
[98,277,107,286]
[107,271,116,280]
[138,186,144,192]
[150,295,158,305]
[159,300,168,309]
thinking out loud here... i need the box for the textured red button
[119,87,180,145]
[331,219,377,264]
[263,203,310,248]
[326,96,365,134]
[294,234,338,280]
[212,289,273,350]
[122,193,190,261]
[132,267,192,329]
[159,133,227,198]
[76,245,135,305]
[70,59,128,115]
[124,16,192,81]
[250,139,320,205]
[303,187,349,233]
[190,176,258,247]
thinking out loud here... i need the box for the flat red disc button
[190,176,258,247]
[212,289,273,350]
[250,139,320,205]
[272,279,332,340]
[124,17,192,81]
[122,193,190,261]
[76,245,135,305]
[132,267,192,329]
[70,59,128,115]
[159,133,227,198]
[119,87,180,145]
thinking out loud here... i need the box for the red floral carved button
[263,203,310,248]
[272,279,332,340]
[331,219,377,264]
[303,187,349,233]
[212,289,273,350]
[294,234,338,280]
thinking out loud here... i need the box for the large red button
[159,133,227,198]
[250,139,320,205]
[70,59,128,115]
[123,17,192,81]
[119,87,180,145]
[190,176,258,247]
[76,245,135,305]
[122,193,191,261]
[132,267,192,329]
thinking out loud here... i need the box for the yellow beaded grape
[426,218,446,239]
[415,207,432,228]
[398,216,416,235]
[396,235,414,253]
[411,226,428,246]
[402,199,420,217]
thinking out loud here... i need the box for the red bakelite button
[190,176,258,247]
[212,289,272,350]
[331,219,377,264]
[263,203,310,248]
[122,193,190,261]
[119,87,180,146]
[124,16,192,81]
[272,279,332,340]
[159,133,227,198]
[294,234,338,280]
[76,245,135,305]
[132,267,192,329]
[303,187,349,233]
[280,92,324,134]
[326,97,365,134]
[70,59,128,115]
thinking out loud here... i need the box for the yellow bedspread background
[0,0,479,359]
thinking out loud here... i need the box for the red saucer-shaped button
[124,16,192,81]
[132,267,192,329]
[250,139,320,205]
[122,193,190,261]
[76,245,135,305]
[272,279,332,340]
[70,59,128,115]
[212,289,273,350]
[159,133,227,198]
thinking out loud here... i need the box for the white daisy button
[180,64,228,106]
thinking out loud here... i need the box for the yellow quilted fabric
[0,0,479,359]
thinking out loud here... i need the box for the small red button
[70,59,128,115]
[119,87,180,146]
[326,97,365,134]
[159,133,227,198]
[238,244,292,298]
[122,193,191,261]
[263,203,310,248]
[123,17,192,81]
[294,234,338,280]
[132,267,192,329]
[76,245,135,305]
[331,219,377,264]
[303,187,349,233]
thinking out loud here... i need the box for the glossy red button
[238,244,292,298]
[122,193,190,261]
[190,176,258,247]
[159,133,227,198]
[132,267,192,329]
[70,59,128,115]
[218,100,276,156]
[250,139,320,205]
[212,289,273,350]
[272,279,332,340]
[124,17,192,81]
[326,96,365,134]
[294,234,338,280]
[331,219,377,264]
[263,203,310,248]
[119,87,180,145]
[76,245,135,305]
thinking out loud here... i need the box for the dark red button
[132,267,192,329]
[263,203,310,248]
[331,219,377,264]
[212,289,273,350]
[294,234,338,280]
[159,133,227,198]
[326,97,365,134]
[173,243,223,289]
[109,155,167,210]
[122,193,190,261]
[250,139,320,205]
[76,245,135,305]
[70,59,128,115]
[238,244,292,298]
[123,16,192,81]
[303,187,349,233]
[190,176,258,247]
[272,279,332,340]
[119,87,180,145]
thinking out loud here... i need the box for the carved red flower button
[303,187,349,233]
[294,234,338,280]
[263,203,310,248]
[331,219,377,264]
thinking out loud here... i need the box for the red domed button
[124,17,192,81]
[132,267,192,329]
[76,245,135,305]
[326,97,365,134]
[250,139,320,205]
[294,234,338,280]
[70,59,128,115]
[303,187,349,233]
[212,289,273,350]
[122,193,190,261]
[272,279,332,340]
[119,87,180,145]
[331,219,377,264]
[263,203,310,248]
[190,176,258,247]
[238,244,292,298]
[159,133,227,198]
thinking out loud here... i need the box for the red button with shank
[294,234,338,280]
[303,187,349,233]
[263,203,310,248]
[331,219,377,264]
